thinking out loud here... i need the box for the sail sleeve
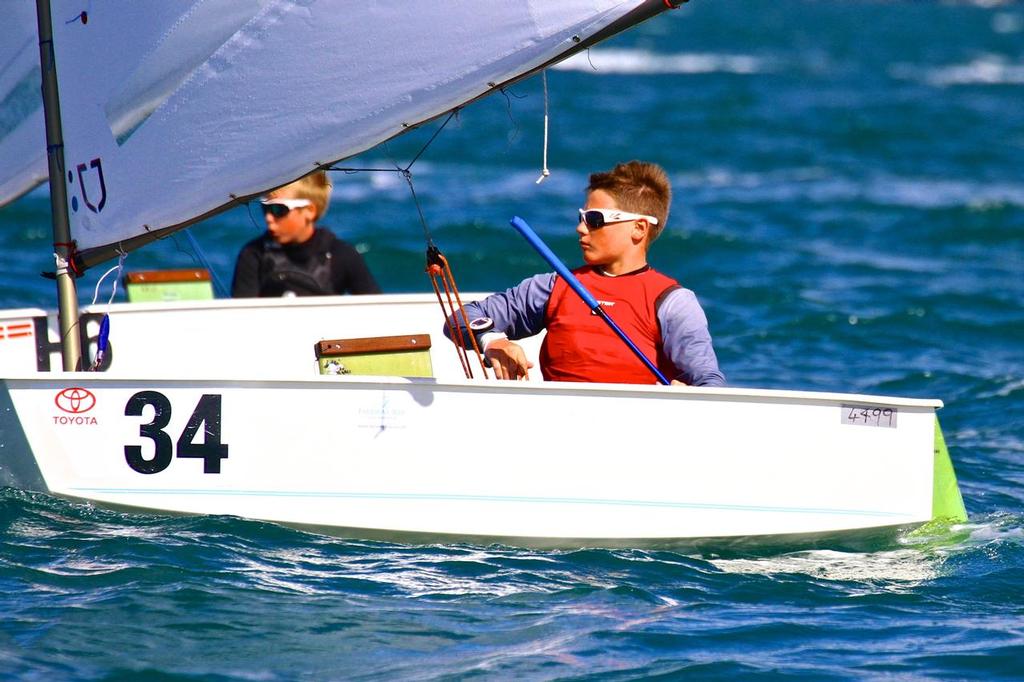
[47,0,666,268]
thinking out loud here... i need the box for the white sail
[0,4,47,207]
[50,0,655,264]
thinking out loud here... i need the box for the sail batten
[47,0,669,270]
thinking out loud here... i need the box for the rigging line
[182,229,229,298]
[536,70,551,184]
[403,110,457,171]
[437,252,489,378]
[430,273,473,379]
[401,170,434,245]
[331,167,405,174]
[498,87,522,145]
[107,251,125,305]
[252,110,449,264]
[325,110,462,245]
[326,109,459,175]
[89,251,125,306]
[381,140,402,172]
[244,200,265,233]
[425,248,490,379]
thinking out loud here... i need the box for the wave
[891,55,1024,87]
[3,495,1023,679]
[677,167,1024,209]
[552,49,767,76]
[993,11,1024,34]
[327,161,1024,213]
[711,548,944,584]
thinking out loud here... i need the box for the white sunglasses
[578,208,659,229]
[261,198,312,218]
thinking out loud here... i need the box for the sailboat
[0,0,541,379]
[0,0,966,549]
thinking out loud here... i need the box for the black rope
[401,169,434,246]
[405,110,457,169]
[244,200,264,233]
[326,109,458,175]
[497,87,524,145]
[323,110,460,247]
[333,167,403,174]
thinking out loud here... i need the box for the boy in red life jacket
[444,161,725,387]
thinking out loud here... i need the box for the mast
[36,0,83,371]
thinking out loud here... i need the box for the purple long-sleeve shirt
[445,271,726,387]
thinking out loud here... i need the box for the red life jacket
[540,266,680,384]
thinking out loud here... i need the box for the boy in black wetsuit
[231,171,380,297]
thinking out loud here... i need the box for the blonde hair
[587,161,671,243]
[271,170,332,220]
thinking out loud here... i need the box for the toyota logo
[55,387,96,414]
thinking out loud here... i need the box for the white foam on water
[801,239,949,274]
[962,0,1017,8]
[708,519,1024,587]
[892,55,1024,86]
[863,176,1024,209]
[710,548,942,585]
[340,548,576,598]
[553,49,766,76]
[992,12,1024,34]
[681,166,1024,210]
[977,376,1024,399]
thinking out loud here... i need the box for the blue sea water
[2,0,1023,678]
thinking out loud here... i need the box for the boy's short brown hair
[273,170,332,221]
[587,161,671,243]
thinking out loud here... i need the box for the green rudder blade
[932,417,967,523]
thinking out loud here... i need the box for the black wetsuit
[231,227,381,298]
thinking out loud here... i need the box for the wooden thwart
[314,334,433,377]
[123,269,214,302]
[124,269,211,284]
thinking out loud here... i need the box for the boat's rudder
[932,417,967,523]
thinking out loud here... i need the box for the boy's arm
[657,288,726,387]
[443,273,557,347]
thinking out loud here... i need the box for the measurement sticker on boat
[841,404,898,428]
[124,391,229,474]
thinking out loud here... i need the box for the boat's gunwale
[3,373,944,409]
[1,292,480,318]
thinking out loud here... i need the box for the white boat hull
[0,372,963,548]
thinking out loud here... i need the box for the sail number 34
[841,404,898,428]
[124,391,228,474]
